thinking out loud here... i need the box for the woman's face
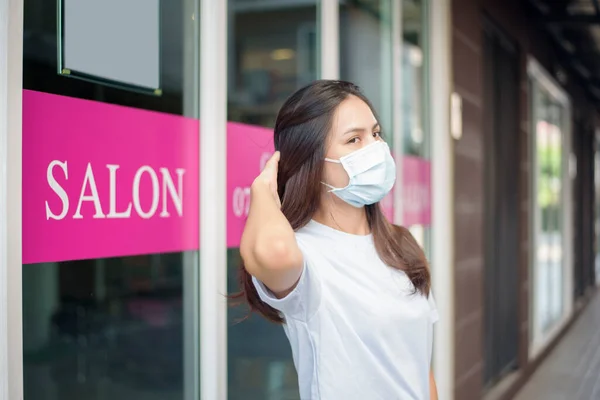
[322,95,383,189]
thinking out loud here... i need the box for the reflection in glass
[533,88,566,336]
[23,253,196,400]
[227,1,318,398]
[227,1,318,128]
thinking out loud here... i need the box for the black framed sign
[57,0,162,95]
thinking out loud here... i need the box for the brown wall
[451,0,599,399]
[452,1,486,397]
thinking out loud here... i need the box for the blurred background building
[1,0,599,399]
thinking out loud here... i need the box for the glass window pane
[402,0,432,255]
[402,0,428,159]
[22,0,201,398]
[339,0,395,224]
[337,0,433,252]
[531,80,568,340]
[227,2,318,399]
[227,2,318,127]
[340,0,393,142]
[24,254,196,400]
[551,106,563,324]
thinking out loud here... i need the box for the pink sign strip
[226,122,274,248]
[402,156,432,227]
[23,89,431,261]
[22,90,200,264]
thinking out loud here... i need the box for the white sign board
[61,0,160,90]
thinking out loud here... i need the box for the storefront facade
[451,0,599,399]
[1,0,454,399]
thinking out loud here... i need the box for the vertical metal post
[200,0,228,399]
[391,0,404,225]
[183,1,200,399]
[430,0,454,398]
[320,0,339,79]
[0,0,24,398]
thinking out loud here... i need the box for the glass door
[21,1,201,399]
[528,59,573,357]
[226,1,319,398]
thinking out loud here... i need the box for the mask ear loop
[320,181,336,192]
[322,157,351,191]
[322,158,342,191]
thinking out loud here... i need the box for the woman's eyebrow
[341,123,380,136]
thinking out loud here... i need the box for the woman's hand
[252,151,281,208]
[241,151,303,296]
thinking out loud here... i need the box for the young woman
[238,80,439,400]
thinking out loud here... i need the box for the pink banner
[23,90,200,264]
[402,156,431,227]
[23,90,430,262]
[227,123,274,248]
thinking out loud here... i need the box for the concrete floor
[514,292,600,400]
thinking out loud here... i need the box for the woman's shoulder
[293,221,343,260]
[294,221,322,249]
[294,220,344,247]
[294,220,321,240]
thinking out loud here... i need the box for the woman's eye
[348,137,360,144]
[373,131,382,138]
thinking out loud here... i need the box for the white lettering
[159,168,185,217]
[233,187,244,217]
[133,166,160,219]
[260,152,272,171]
[244,187,251,215]
[106,164,132,218]
[73,163,106,219]
[232,186,251,218]
[45,161,187,221]
[45,160,70,220]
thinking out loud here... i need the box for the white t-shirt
[252,220,439,400]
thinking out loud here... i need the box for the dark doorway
[573,120,596,299]
[482,19,521,387]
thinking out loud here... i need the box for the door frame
[0,0,24,398]
[429,0,454,397]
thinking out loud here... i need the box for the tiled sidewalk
[515,291,600,400]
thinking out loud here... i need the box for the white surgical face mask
[322,141,396,208]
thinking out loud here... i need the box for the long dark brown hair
[233,80,431,324]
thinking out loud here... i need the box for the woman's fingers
[262,151,280,181]
[251,151,282,208]
[265,151,280,173]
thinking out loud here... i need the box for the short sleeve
[428,291,440,324]
[251,241,322,321]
